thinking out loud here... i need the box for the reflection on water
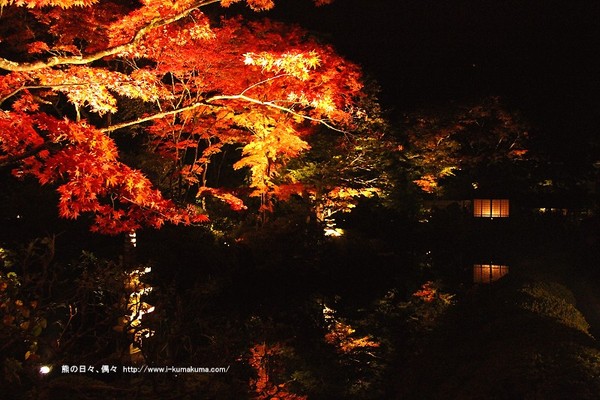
[126,266,154,354]
[473,264,509,284]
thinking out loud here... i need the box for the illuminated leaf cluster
[408,281,455,332]
[0,0,365,233]
[248,343,307,400]
[0,0,98,8]
[283,83,401,222]
[404,97,530,194]
[324,321,380,354]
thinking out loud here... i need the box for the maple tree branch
[100,100,219,133]
[119,195,206,226]
[0,83,91,105]
[1,85,29,105]
[0,142,59,168]
[102,93,348,134]
[210,94,349,133]
[239,74,290,95]
[0,0,221,72]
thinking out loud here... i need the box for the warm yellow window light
[473,264,509,284]
[473,199,509,218]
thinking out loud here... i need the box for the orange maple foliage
[412,281,454,305]
[412,174,438,194]
[0,0,364,233]
[248,343,307,400]
[0,0,98,7]
[317,186,381,219]
[324,321,380,354]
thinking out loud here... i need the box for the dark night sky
[260,0,600,164]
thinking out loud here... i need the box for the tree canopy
[402,97,531,195]
[0,0,366,234]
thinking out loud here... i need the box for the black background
[259,0,600,164]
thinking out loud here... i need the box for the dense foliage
[0,0,369,234]
[1,2,599,400]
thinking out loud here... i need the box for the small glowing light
[323,217,344,237]
[324,228,344,237]
[128,230,137,248]
[39,366,51,374]
[322,303,336,324]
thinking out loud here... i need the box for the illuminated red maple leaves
[222,0,333,11]
[0,0,363,233]
[248,343,307,400]
[0,0,98,7]
[0,110,207,233]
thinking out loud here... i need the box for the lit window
[473,264,509,284]
[473,199,509,218]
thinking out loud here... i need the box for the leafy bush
[516,281,590,333]
[0,238,129,399]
